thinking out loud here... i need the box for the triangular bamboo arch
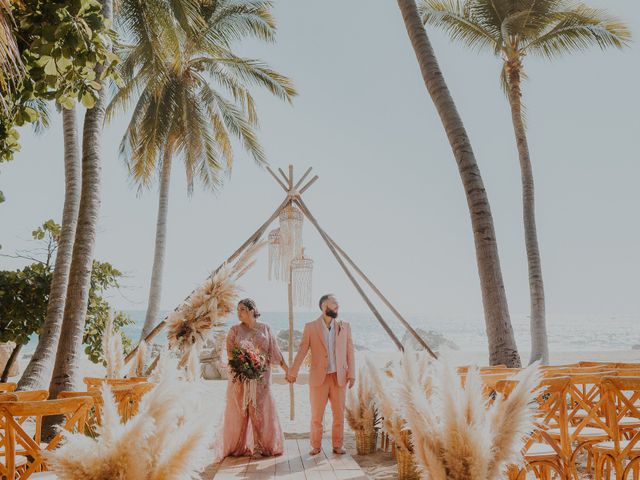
[124,165,437,374]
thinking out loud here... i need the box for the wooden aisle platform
[214,439,368,480]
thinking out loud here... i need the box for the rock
[277,329,303,352]
[402,328,459,352]
[0,342,21,378]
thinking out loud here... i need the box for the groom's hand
[347,378,355,389]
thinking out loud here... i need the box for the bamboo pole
[266,166,288,192]
[288,265,295,420]
[124,197,291,364]
[328,237,437,359]
[278,168,289,187]
[293,198,404,351]
[293,167,313,191]
[299,175,319,195]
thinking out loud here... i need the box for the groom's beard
[325,309,338,319]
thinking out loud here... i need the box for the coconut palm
[108,0,296,340]
[18,107,81,391]
[418,0,630,364]
[396,0,521,366]
[47,0,114,400]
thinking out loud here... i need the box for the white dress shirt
[321,318,337,374]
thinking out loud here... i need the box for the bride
[217,298,289,458]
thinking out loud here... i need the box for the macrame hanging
[291,250,313,308]
[278,204,303,280]
[268,228,281,281]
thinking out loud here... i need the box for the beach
[199,349,640,479]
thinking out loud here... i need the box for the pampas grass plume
[48,371,215,480]
[398,353,539,480]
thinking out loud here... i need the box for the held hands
[286,374,297,384]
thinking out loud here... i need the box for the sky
[1,1,639,326]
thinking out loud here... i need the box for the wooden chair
[593,376,640,480]
[110,382,154,421]
[82,376,147,391]
[500,377,569,480]
[0,383,17,393]
[0,396,93,479]
[546,374,614,478]
[0,391,49,458]
[7,391,48,402]
[63,381,154,424]
[579,362,640,370]
[57,390,104,434]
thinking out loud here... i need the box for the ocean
[21,311,640,356]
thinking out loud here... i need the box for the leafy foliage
[0,263,50,346]
[0,220,132,363]
[0,0,121,162]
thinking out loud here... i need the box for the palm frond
[419,0,499,53]
[215,54,296,102]
[205,0,276,44]
[201,82,266,165]
[524,4,631,58]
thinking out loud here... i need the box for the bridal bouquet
[228,343,268,383]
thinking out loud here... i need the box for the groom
[287,294,356,456]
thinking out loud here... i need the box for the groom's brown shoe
[332,447,346,455]
[309,448,322,456]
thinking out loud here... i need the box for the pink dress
[218,322,285,458]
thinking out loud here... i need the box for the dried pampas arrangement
[346,362,380,434]
[128,340,147,378]
[346,359,381,454]
[48,370,214,480]
[366,357,413,456]
[103,312,125,379]
[398,354,539,480]
[167,242,265,373]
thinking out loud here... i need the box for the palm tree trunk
[505,59,548,365]
[396,0,521,367]
[1,343,22,383]
[140,145,173,340]
[17,108,81,391]
[47,0,112,400]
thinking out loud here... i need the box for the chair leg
[595,453,604,480]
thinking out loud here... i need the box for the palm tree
[419,0,630,364]
[48,0,113,400]
[108,0,296,341]
[18,107,81,390]
[0,0,22,114]
[396,0,521,367]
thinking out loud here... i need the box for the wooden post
[288,265,295,420]
[293,198,405,351]
[124,197,291,364]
